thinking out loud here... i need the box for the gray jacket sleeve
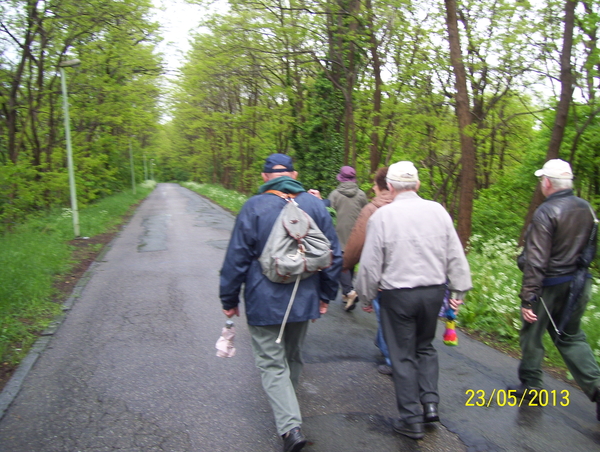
[445,216,472,297]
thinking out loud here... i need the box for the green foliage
[561,103,600,207]
[169,15,297,194]
[295,74,345,195]
[0,0,163,229]
[471,150,545,242]
[0,182,156,366]
[462,235,523,342]
[0,161,47,230]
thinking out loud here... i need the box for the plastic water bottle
[215,320,236,358]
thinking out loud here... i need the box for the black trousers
[380,285,445,423]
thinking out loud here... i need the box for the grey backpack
[258,190,333,284]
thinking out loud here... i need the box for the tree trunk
[6,2,38,164]
[366,0,382,174]
[323,0,360,166]
[444,0,477,249]
[519,0,576,245]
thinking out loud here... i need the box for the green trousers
[519,279,600,400]
[248,321,309,435]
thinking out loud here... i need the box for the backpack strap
[264,189,298,200]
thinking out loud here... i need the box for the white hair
[546,177,572,190]
[264,172,294,181]
[387,179,418,192]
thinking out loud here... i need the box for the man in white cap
[355,161,472,439]
[509,158,600,422]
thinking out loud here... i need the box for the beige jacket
[355,191,472,303]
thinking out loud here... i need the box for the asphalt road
[0,183,598,452]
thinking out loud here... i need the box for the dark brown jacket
[520,189,595,308]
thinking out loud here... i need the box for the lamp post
[129,137,136,194]
[59,59,81,237]
[143,152,148,180]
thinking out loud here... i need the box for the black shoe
[423,402,439,423]
[282,427,307,452]
[596,400,600,421]
[393,419,424,440]
[507,383,542,401]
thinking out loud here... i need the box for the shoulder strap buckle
[264,189,298,200]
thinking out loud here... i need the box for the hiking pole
[539,297,560,336]
[276,274,301,344]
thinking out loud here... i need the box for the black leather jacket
[519,189,595,308]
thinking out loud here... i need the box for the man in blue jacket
[220,153,342,452]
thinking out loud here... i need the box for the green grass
[463,233,600,374]
[181,182,249,214]
[0,181,156,367]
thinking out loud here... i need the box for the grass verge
[0,181,156,390]
[181,182,248,214]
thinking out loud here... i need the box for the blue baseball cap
[263,153,295,173]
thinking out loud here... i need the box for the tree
[0,0,163,229]
[520,0,577,243]
[444,0,476,248]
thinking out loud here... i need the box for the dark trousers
[380,285,445,422]
[519,279,600,400]
[340,264,354,296]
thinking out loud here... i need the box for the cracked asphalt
[0,183,599,452]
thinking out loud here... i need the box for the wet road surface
[0,183,598,452]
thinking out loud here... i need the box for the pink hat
[336,166,356,182]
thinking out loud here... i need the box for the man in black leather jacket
[510,159,600,422]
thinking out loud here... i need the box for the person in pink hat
[328,166,368,310]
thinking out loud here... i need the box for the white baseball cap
[387,161,419,182]
[534,159,573,180]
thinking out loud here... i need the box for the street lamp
[143,153,148,180]
[129,137,136,194]
[59,58,81,237]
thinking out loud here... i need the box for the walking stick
[276,274,301,344]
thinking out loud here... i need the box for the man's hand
[307,189,323,200]
[521,307,537,323]
[312,301,328,322]
[223,307,239,318]
[449,298,463,314]
[319,300,328,314]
